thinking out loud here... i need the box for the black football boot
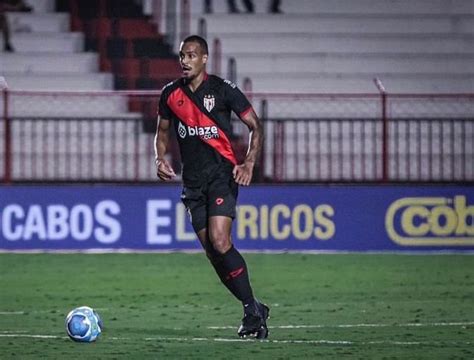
[237,301,270,339]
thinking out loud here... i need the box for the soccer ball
[65,306,103,342]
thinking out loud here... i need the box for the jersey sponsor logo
[203,94,215,112]
[178,121,187,138]
[177,121,220,140]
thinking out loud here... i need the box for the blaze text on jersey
[178,121,219,140]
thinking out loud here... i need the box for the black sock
[220,246,255,306]
[209,253,241,300]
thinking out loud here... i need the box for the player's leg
[207,216,269,339]
[208,216,254,305]
[241,0,254,13]
[269,0,281,13]
[206,176,255,305]
[0,9,14,52]
[195,227,240,299]
[227,0,238,13]
[204,0,212,13]
[207,171,269,338]
[181,186,240,298]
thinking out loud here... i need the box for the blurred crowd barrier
[1,90,473,183]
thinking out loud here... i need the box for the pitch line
[144,337,355,345]
[208,321,474,330]
[0,333,471,346]
[0,334,67,339]
[0,311,25,315]
[0,308,109,316]
[0,331,28,334]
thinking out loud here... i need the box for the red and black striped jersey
[158,74,253,186]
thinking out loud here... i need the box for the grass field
[0,253,473,359]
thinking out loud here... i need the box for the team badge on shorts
[203,95,215,112]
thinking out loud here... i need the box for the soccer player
[154,35,269,339]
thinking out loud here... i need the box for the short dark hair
[182,35,209,55]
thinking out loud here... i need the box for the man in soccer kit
[154,35,269,339]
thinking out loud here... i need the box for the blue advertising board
[0,185,473,251]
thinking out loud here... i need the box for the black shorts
[181,172,238,233]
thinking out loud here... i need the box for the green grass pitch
[0,253,473,359]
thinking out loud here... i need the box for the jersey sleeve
[223,80,253,118]
[158,87,172,119]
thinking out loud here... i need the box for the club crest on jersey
[203,95,215,112]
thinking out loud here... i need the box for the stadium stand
[63,0,181,90]
[0,0,139,119]
[0,0,472,182]
[3,0,472,116]
[1,2,111,91]
[190,0,474,94]
[61,0,181,121]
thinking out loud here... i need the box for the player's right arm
[154,116,176,181]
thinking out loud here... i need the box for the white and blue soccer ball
[65,306,103,342]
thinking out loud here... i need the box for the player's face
[179,41,208,80]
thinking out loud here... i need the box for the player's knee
[214,241,231,254]
[209,229,231,254]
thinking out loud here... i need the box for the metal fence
[1,90,473,183]
[254,93,474,182]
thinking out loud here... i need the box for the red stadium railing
[1,89,473,183]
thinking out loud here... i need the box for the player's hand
[156,159,176,181]
[232,161,254,186]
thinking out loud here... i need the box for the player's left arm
[232,108,263,186]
